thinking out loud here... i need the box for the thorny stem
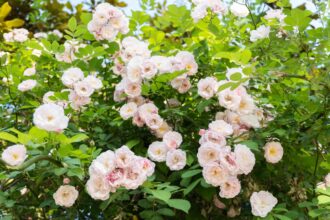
[312,139,321,196]
[0,155,63,170]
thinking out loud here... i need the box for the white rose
[1,144,27,166]
[23,66,36,76]
[148,141,168,162]
[324,173,330,187]
[264,9,286,23]
[89,150,116,176]
[236,95,256,115]
[53,185,79,208]
[73,81,95,97]
[208,120,233,137]
[264,141,284,164]
[234,144,255,175]
[33,103,69,132]
[83,75,103,90]
[126,56,143,83]
[191,4,208,22]
[61,67,84,87]
[149,56,173,74]
[18,80,37,92]
[69,90,91,109]
[250,191,278,217]
[43,91,55,104]
[250,25,271,42]
[230,2,249,17]
[166,149,186,171]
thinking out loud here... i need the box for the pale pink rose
[153,121,172,138]
[175,51,198,76]
[234,144,255,175]
[218,89,241,110]
[197,77,218,99]
[208,120,233,137]
[124,82,141,98]
[219,152,240,175]
[197,142,221,167]
[148,141,168,162]
[199,130,227,147]
[166,149,186,171]
[163,131,183,149]
[219,176,241,199]
[132,113,145,127]
[106,167,126,188]
[203,163,229,187]
[141,59,157,79]
[115,146,134,168]
[145,114,164,130]
[18,80,37,92]
[264,141,283,164]
[250,191,278,217]
[119,102,138,120]
[236,95,256,115]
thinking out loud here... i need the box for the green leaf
[273,214,291,220]
[154,70,186,83]
[106,42,120,54]
[284,9,312,31]
[4,18,24,28]
[68,17,77,31]
[215,49,251,65]
[67,167,84,180]
[167,199,191,213]
[308,208,329,218]
[80,12,92,24]
[318,195,330,205]
[157,208,175,216]
[68,133,88,143]
[0,132,17,143]
[150,190,171,202]
[197,99,212,113]
[125,139,140,148]
[240,140,259,151]
[181,169,202,178]
[184,178,201,195]
[0,2,11,21]
[54,167,67,176]
[230,72,242,81]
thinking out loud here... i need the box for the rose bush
[0,0,330,219]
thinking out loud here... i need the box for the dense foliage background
[0,0,330,219]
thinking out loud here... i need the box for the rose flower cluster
[88,3,129,41]
[147,131,186,171]
[86,145,155,200]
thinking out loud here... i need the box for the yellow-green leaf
[4,18,24,28]
[0,2,11,21]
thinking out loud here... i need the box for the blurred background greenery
[0,0,128,33]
